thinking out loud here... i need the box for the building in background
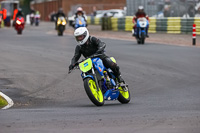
[31,0,126,21]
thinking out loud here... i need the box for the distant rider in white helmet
[69,27,124,83]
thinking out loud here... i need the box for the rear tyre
[84,78,104,106]
[118,85,131,104]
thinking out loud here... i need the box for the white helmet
[77,7,83,12]
[74,27,89,45]
[138,6,144,10]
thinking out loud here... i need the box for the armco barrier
[111,17,118,31]
[101,17,112,30]
[87,16,91,25]
[125,16,134,31]
[181,18,194,33]
[0,20,4,28]
[118,18,125,31]
[98,16,200,34]
[87,16,102,25]
[194,17,200,35]
[167,17,181,34]
[149,17,156,33]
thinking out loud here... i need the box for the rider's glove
[69,64,74,71]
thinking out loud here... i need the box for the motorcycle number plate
[79,58,93,72]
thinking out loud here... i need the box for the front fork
[82,68,100,91]
[91,68,100,91]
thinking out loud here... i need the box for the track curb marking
[0,92,14,109]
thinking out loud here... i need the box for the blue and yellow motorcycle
[69,54,130,106]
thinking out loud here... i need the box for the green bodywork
[79,58,93,72]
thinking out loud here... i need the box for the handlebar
[88,53,103,59]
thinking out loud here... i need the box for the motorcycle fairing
[136,17,149,36]
[104,89,119,100]
[92,58,105,76]
[79,58,93,73]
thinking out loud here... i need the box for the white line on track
[0,92,14,109]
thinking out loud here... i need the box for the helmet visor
[75,31,87,42]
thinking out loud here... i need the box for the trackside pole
[193,24,196,46]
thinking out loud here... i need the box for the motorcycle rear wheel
[84,78,104,106]
[118,85,130,104]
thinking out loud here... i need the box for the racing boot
[132,29,135,36]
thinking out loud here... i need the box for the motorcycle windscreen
[79,58,93,72]
[76,17,86,25]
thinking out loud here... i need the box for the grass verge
[0,95,8,108]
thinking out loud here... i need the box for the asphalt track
[0,23,200,133]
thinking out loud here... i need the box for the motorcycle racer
[69,27,124,83]
[133,6,149,37]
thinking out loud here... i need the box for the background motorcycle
[15,17,25,35]
[133,17,149,44]
[69,54,130,106]
[35,14,40,26]
[57,16,66,36]
[30,13,34,25]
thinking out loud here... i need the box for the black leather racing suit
[16,11,24,18]
[70,36,121,78]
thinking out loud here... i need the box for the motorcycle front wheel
[84,78,104,106]
[58,31,63,36]
[17,29,22,35]
[58,26,64,36]
[141,32,145,44]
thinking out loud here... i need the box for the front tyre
[17,29,22,35]
[84,78,104,106]
[118,85,130,104]
[35,22,39,26]
[58,30,63,36]
[58,25,64,36]
[141,32,145,44]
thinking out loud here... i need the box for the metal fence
[126,0,161,16]
[126,0,200,17]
